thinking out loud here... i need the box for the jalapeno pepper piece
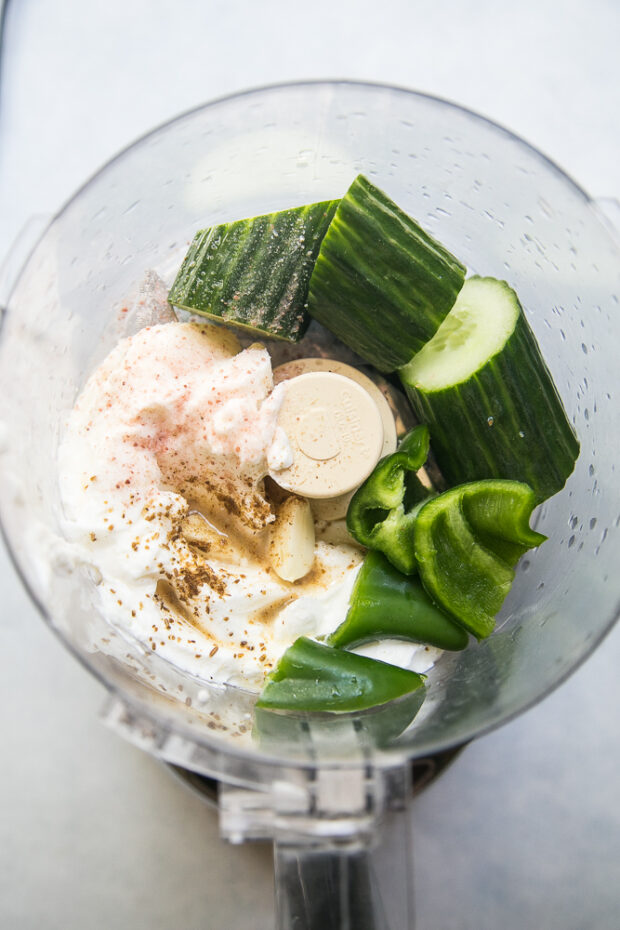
[346,425,432,575]
[329,550,469,651]
[414,479,546,640]
[253,686,426,749]
[255,636,425,713]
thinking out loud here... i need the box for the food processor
[0,82,618,929]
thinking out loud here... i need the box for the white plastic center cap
[298,410,341,460]
[271,371,384,498]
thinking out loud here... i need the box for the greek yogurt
[58,321,363,688]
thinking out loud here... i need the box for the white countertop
[1,2,619,928]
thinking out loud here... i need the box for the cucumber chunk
[168,199,339,342]
[307,174,466,371]
[400,276,580,502]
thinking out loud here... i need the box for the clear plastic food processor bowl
[1,83,619,929]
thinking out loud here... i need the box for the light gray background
[1,2,619,928]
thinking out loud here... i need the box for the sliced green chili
[256,636,425,713]
[346,425,432,574]
[329,550,469,651]
[414,479,546,640]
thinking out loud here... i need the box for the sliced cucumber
[168,199,339,342]
[400,276,580,502]
[307,174,466,371]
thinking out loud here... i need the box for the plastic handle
[274,842,389,930]
[271,765,415,930]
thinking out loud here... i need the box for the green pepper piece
[414,479,546,640]
[346,425,432,574]
[329,550,469,651]
[256,636,425,713]
[253,687,426,750]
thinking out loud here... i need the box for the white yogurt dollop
[59,321,362,687]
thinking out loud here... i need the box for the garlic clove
[269,496,315,582]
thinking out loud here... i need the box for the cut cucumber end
[402,276,580,502]
[400,276,519,390]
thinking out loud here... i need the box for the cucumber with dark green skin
[168,199,339,342]
[400,276,580,502]
[307,174,466,371]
